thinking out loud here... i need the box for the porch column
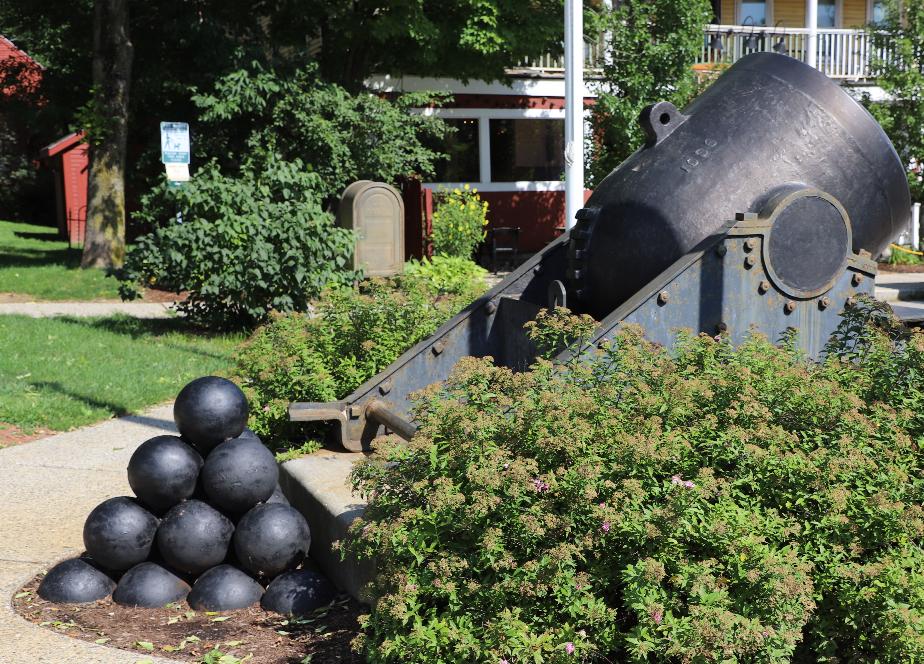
[564,0,584,231]
[806,0,818,68]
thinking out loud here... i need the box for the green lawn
[0,315,242,432]
[0,220,122,300]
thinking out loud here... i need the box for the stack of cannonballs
[38,377,334,615]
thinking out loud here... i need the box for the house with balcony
[372,0,892,255]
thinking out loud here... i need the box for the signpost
[160,122,190,186]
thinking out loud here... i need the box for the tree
[864,0,924,201]
[81,0,132,268]
[269,0,573,92]
[588,0,711,185]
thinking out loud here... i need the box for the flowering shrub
[431,184,489,259]
[233,266,487,452]
[348,303,924,663]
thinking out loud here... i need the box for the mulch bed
[142,289,189,304]
[878,262,924,273]
[0,422,54,448]
[14,572,366,663]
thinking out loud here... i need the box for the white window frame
[867,0,886,24]
[816,0,843,28]
[415,107,570,192]
[736,0,773,26]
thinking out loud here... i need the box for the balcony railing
[699,24,893,80]
[517,25,894,83]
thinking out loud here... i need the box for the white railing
[517,25,894,81]
[699,24,893,80]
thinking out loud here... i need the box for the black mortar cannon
[291,52,911,451]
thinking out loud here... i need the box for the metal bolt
[744,238,758,251]
[657,290,669,305]
[432,340,446,355]
[852,273,864,286]
[533,265,543,275]
[784,300,796,314]
[818,296,831,310]
[378,379,392,396]
[744,255,756,268]
[485,300,497,315]
[717,321,728,333]
[758,280,771,294]
[846,296,857,308]
[716,243,728,257]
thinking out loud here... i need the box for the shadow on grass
[14,230,63,243]
[28,380,132,418]
[50,315,242,362]
[0,246,84,269]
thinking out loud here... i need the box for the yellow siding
[775,0,805,27]
[720,0,869,27]
[843,0,868,27]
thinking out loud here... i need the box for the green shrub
[431,185,489,259]
[347,304,924,663]
[887,244,923,265]
[233,266,488,452]
[403,255,489,302]
[117,158,358,329]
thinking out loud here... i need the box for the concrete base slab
[0,404,180,663]
[279,451,373,604]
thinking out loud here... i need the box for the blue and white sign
[160,122,190,164]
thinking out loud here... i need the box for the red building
[39,132,88,246]
[370,71,596,254]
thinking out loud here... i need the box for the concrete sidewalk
[0,302,174,319]
[0,405,179,663]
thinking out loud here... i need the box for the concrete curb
[279,451,373,604]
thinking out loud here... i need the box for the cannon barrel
[570,52,910,318]
[291,53,911,452]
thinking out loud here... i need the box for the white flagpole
[564,0,584,231]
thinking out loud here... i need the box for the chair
[488,226,520,273]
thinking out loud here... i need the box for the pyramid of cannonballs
[38,377,334,615]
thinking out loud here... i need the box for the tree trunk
[81,0,132,269]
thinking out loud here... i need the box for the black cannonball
[265,484,289,506]
[234,503,311,579]
[173,376,248,452]
[187,565,264,611]
[38,557,116,603]
[127,435,203,512]
[261,570,336,616]
[201,437,278,515]
[156,500,234,575]
[83,497,158,572]
[112,562,190,607]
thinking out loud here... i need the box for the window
[739,0,768,26]
[870,0,887,25]
[818,0,837,27]
[489,119,564,182]
[430,119,479,182]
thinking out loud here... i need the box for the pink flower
[683,480,695,489]
[503,463,509,470]
[598,502,605,508]
[565,642,575,655]
[651,609,663,624]
[601,521,611,533]
[671,475,682,485]
[532,478,549,493]
[500,659,510,664]
[263,405,270,412]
